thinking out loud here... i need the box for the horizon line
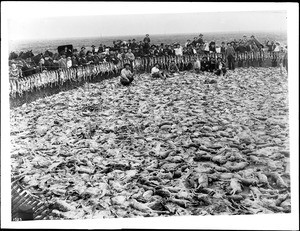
[9,30,287,42]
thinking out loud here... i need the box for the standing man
[197,34,204,46]
[44,54,53,71]
[143,34,151,56]
[143,34,151,45]
[130,39,138,50]
[125,48,135,71]
[225,42,236,71]
[191,37,198,47]
[79,47,86,57]
[174,44,183,56]
[91,45,96,54]
[220,42,226,54]
[57,53,67,69]
[98,44,104,53]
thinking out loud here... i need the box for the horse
[235,44,247,53]
[53,53,59,60]
[9,52,19,60]
[19,50,35,60]
[20,59,38,77]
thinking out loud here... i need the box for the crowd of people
[9,33,287,81]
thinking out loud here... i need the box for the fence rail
[9,51,287,102]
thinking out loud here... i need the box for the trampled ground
[10,67,290,219]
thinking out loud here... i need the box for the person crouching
[168,60,179,75]
[208,56,216,72]
[151,63,168,79]
[214,57,227,76]
[120,63,134,86]
[200,56,210,72]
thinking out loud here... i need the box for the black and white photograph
[1,2,299,230]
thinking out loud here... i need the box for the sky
[4,2,287,41]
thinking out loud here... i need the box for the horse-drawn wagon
[57,45,73,57]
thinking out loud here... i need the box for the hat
[124,63,131,68]
[91,45,95,47]
[67,57,71,59]
[199,34,203,36]
[73,49,78,52]
[81,46,86,50]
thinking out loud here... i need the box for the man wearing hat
[197,34,204,46]
[191,37,198,47]
[44,53,53,71]
[98,44,104,53]
[143,34,150,45]
[120,63,134,86]
[71,54,79,68]
[58,52,67,69]
[79,53,87,66]
[225,42,236,71]
[130,39,138,50]
[79,47,86,57]
[91,45,96,54]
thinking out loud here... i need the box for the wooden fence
[9,51,287,108]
